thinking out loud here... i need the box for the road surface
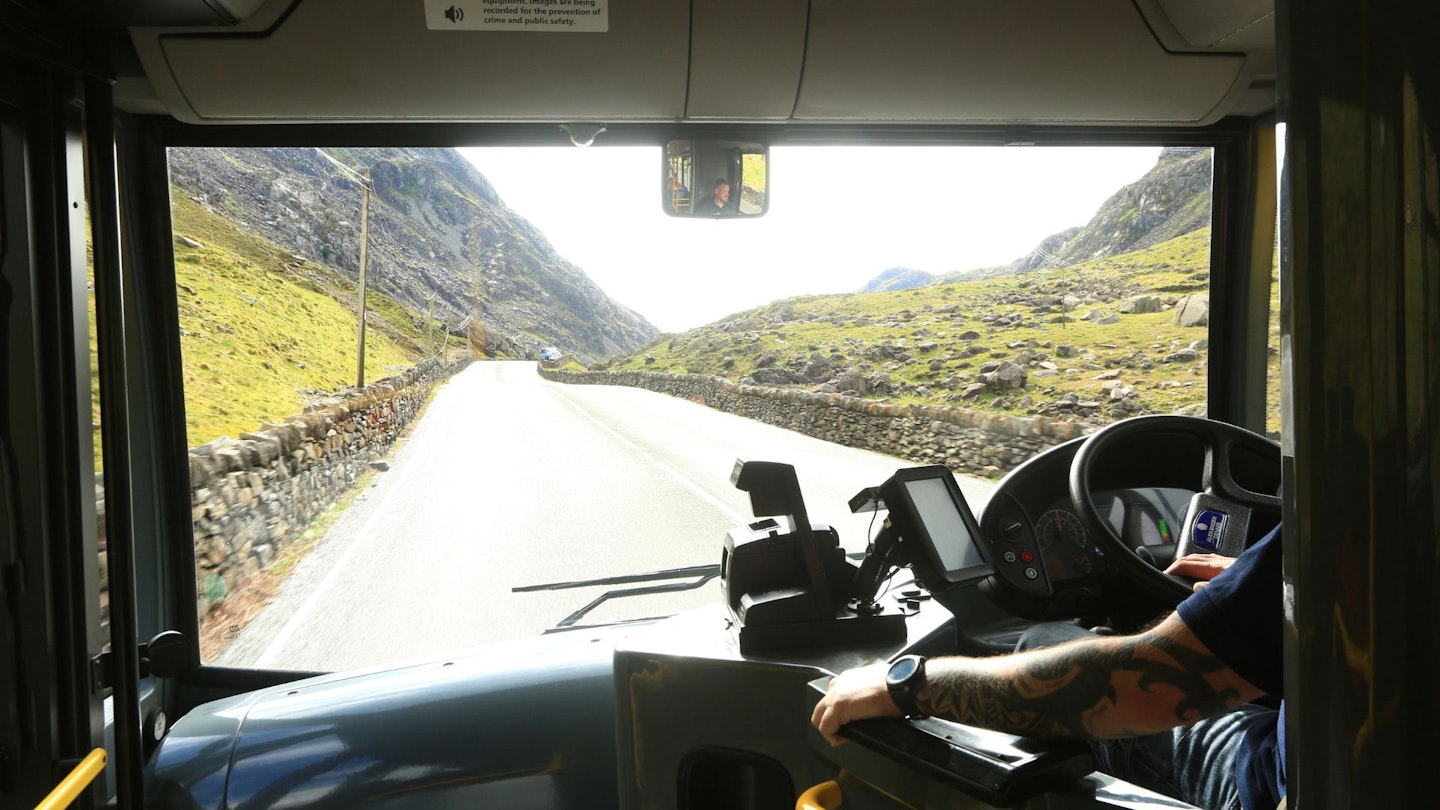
[217,361,997,671]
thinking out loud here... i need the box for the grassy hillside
[165,193,439,447]
[616,228,1231,421]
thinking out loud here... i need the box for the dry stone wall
[96,358,470,631]
[539,368,1095,476]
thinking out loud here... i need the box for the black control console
[721,460,910,653]
[984,515,1054,597]
[720,461,1000,654]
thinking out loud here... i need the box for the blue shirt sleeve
[1174,524,1284,695]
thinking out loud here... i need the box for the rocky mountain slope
[616,230,1223,423]
[999,146,1213,276]
[167,147,657,363]
[863,147,1213,290]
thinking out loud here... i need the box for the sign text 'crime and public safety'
[425,0,610,32]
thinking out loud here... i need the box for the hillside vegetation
[169,192,440,446]
[615,228,1219,423]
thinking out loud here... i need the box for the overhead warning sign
[425,0,610,32]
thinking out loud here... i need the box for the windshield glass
[169,144,1222,672]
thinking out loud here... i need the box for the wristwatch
[885,654,927,716]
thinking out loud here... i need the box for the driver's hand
[810,662,901,747]
[1164,553,1237,590]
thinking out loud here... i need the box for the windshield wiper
[513,552,869,632]
[514,564,722,631]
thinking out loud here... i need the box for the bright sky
[460,145,1162,333]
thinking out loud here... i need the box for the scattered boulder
[1173,294,1210,327]
[833,370,867,394]
[751,368,799,385]
[1119,295,1163,314]
[982,362,1028,392]
[802,353,831,380]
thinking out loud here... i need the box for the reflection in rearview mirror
[665,140,767,218]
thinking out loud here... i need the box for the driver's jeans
[1016,622,1276,810]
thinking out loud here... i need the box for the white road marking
[550,387,751,525]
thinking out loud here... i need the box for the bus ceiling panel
[128,0,691,124]
[793,0,1261,125]
[1150,0,1276,50]
[685,0,808,120]
[111,0,268,26]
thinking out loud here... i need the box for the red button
[1020,550,1034,562]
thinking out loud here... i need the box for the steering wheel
[1068,415,1281,605]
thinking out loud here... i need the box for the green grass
[169,192,437,446]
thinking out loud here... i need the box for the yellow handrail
[796,779,843,810]
[35,749,106,810]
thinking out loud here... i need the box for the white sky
[460,145,1162,333]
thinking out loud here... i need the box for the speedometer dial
[1035,509,1092,580]
[1036,509,1087,549]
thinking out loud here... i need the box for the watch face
[888,656,920,684]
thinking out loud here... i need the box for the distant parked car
[539,347,562,362]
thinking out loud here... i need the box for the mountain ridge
[167,146,659,364]
[860,147,1213,291]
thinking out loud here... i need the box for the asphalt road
[216,361,997,672]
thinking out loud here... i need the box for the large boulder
[802,352,831,380]
[833,370,868,395]
[1173,294,1210,327]
[980,361,1027,392]
[1119,295,1164,314]
[751,367,799,385]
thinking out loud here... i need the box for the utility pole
[316,148,374,388]
[356,167,371,387]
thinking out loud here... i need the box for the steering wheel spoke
[1069,415,1281,607]
[1203,439,1284,511]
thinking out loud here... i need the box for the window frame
[128,118,1272,694]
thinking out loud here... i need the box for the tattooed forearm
[914,617,1253,739]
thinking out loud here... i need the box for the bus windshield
[157,143,1244,672]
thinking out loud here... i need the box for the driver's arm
[810,612,1264,746]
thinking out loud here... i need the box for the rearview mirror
[664,140,768,217]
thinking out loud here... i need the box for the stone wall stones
[539,368,1094,477]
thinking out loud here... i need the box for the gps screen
[903,476,986,574]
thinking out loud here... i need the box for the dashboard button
[1024,567,1039,580]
